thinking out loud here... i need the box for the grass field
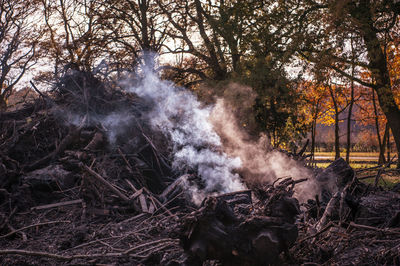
[311,152,384,168]
[309,152,400,188]
[312,152,380,157]
[361,174,399,188]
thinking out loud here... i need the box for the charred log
[178,181,300,265]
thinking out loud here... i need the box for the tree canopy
[1,0,400,166]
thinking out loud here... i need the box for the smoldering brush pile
[0,69,399,265]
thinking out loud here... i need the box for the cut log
[22,164,75,191]
[316,158,354,189]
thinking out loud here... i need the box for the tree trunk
[346,37,356,163]
[311,119,316,166]
[334,111,340,160]
[372,89,385,164]
[345,100,353,163]
[329,85,340,160]
[351,2,400,168]
[387,128,391,162]
[379,124,389,165]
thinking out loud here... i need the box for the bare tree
[157,0,255,82]
[99,0,170,72]
[0,0,38,110]
[40,0,109,78]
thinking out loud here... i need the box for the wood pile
[0,74,188,265]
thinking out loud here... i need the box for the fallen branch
[0,221,71,239]
[0,239,179,260]
[316,191,340,231]
[31,200,83,211]
[123,238,178,255]
[349,222,400,235]
[0,249,120,260]
[81,163,129,202]
[119,148,134,173]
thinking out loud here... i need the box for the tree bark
[329,85,340,160]
[372,89,385,164]
[311,119,316,166]
[350,1,400,168]
[380,124,389,165]
[346,38,355,163]
[387,127,391,161]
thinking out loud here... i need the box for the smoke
[127,69,245,201]
[59,108,135,145]
[59,66,317,203]
[210,90,317,202]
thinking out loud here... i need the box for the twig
[81,163,129,202]
[0,249,120,260]
[125,179,138,193]
[122,238,177,255]
[339,182,351,226]
[152,191,182,218]
[0,239,178,260]
[30,81,49,101]
[299,222,334,243]
[118,148,134,173]
[64,236,121,251]
[133,242,175,256]
[7,224,27,241]
[349,222,400,235]
[297,139,309,157]
[31,199,83,211]
[0,221,70,239]
[142,187,159,213]
[129,188,144,200]
[374,156,396,186]
[0,206,17,230]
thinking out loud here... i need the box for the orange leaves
[387,40,400,106]
[299,81,351,127]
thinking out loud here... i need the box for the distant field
[314,162,383,169]
[309,152,396,169]
[313,152,380,157]
[308,152,400,187]
[312,152,380,162]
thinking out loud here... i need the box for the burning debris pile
[0,70,399,265]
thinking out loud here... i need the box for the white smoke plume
[127,70,245,201]
[210,96,317,202]
[61,109,135,145]
[61,69,317,203]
